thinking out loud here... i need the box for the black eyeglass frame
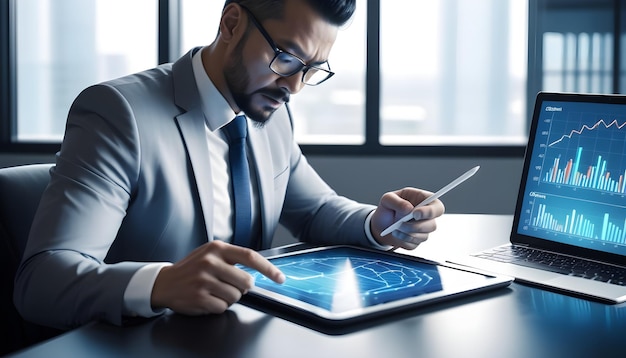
[239,5,335,86]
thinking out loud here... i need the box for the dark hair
[223,0,356,26]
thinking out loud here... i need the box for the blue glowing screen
[517,99,626,256]
[241,247,452,312]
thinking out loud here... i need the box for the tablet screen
[240,246,502,317]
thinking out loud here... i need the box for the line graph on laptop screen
[519,99,626,255]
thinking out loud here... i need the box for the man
[15,0,444,330]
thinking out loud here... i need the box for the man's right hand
[151,240,285,315]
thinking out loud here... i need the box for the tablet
[239,246,512,324]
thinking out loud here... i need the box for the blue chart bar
[544,146,626,193]
[532,204,626,244]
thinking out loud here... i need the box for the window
[3,0,536,153]
[14,0,157,142]
[288,4,367,145]
[181,0,367,145]
[180,1,221,52]
[380,0,528,146]
[181,0,526,146]
[529,0,618,94]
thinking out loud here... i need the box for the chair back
[0,163,60,354]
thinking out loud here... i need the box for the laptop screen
[515,93,626,258]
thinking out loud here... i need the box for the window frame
[0,0,525,157]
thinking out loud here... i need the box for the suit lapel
[175,110,214,240]
[172,48,214,240]
[248,126,275,249]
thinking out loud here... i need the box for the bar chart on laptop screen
[518,100,626,254]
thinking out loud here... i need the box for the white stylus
[380,166,480,237]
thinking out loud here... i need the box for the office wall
[308,155,522,214]
[0,153,523,245]
[0,153,522,213]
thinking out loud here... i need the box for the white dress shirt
[122,47,260,317]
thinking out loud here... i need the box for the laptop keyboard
[473,246,626,286]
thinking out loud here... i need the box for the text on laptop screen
[518,99,626,256]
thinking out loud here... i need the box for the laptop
[450,91,626,303]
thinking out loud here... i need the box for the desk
[9,214,626,358]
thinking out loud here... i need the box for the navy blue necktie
[224,115,253,248]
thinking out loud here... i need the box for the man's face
[223,1,338,125]
[223,34,291,126]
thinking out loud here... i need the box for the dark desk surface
[9,214,626,358]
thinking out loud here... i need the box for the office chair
[0,163,62,354]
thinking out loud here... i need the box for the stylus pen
[381,166,480,239]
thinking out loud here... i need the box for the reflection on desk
[8,215,626,358]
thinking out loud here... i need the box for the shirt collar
[191,47,241,131]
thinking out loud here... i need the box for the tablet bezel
[240,245,512,324]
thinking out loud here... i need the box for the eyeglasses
[240,6,335,86]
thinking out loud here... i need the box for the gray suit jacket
[14,48,375,329]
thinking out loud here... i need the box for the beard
[224,42,290,127]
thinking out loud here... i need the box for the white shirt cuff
[123,262,172,318]
[364,210,392,250]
